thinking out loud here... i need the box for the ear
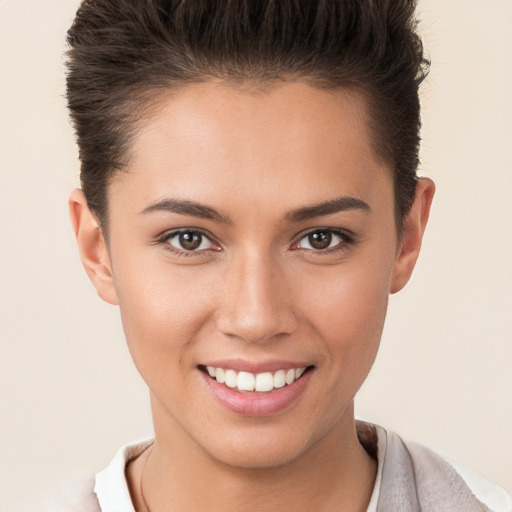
[68,189,118,305]
[390,177,435,294]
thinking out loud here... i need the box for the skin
[70,81,434,511]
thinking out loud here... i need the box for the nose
[215,251,298,344]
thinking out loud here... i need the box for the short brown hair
[66,0,429,228]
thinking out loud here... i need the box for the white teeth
[237,371,255,391]
[273,369,286,388]
[255,372,274,392]
[207,366,308,392]
[216,368,226,384]
[295,367,305,379]
[225,369,237,388]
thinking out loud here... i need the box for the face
[72,81,433,469]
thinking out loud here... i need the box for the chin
[207,441,307,470]
[197,421,325,470]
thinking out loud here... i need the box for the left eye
[295,230,346,251]
[165,230,216,252]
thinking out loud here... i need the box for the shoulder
[94,438,153,512]
[407,439,511,512]
[373,423,512,512]
[46,438,153,512]
[44,478,100,512]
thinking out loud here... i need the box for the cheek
[298,257,392,370]
[279,257,393,443]
[112,253,216,380]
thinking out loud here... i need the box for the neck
[129,398,376,512]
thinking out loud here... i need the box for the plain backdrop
[0,0,511,510]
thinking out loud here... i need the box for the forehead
[110,81,391,215]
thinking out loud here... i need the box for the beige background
[1,0,511,510]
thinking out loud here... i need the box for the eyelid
[158,227,221,254]
[291,227,356,251]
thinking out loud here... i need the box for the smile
[199,363,314,416]
[206,366,307,393]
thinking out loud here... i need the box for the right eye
[163,229,219,254]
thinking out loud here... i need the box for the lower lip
[199,369,312,417]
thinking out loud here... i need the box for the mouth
[199,365,313,393]
[198,363,315,416]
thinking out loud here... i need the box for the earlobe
[68,189,119,305]
[390,177,435,294]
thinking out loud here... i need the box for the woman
[64,0,511,510]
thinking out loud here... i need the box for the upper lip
[200,358,312,374]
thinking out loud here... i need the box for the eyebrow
[285,196,371,222]
[140,195,370,224]
[141,199,232,224]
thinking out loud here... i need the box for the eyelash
[292,228,356,255]
[157,227,356,257]
[158,228,220,257]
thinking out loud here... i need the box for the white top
[48,422,512,512]
[95,439,153,512]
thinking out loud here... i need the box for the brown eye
[179,232,202,250]
[295,229,350,252]
[308,231,332,250]
[165,230,216,252]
